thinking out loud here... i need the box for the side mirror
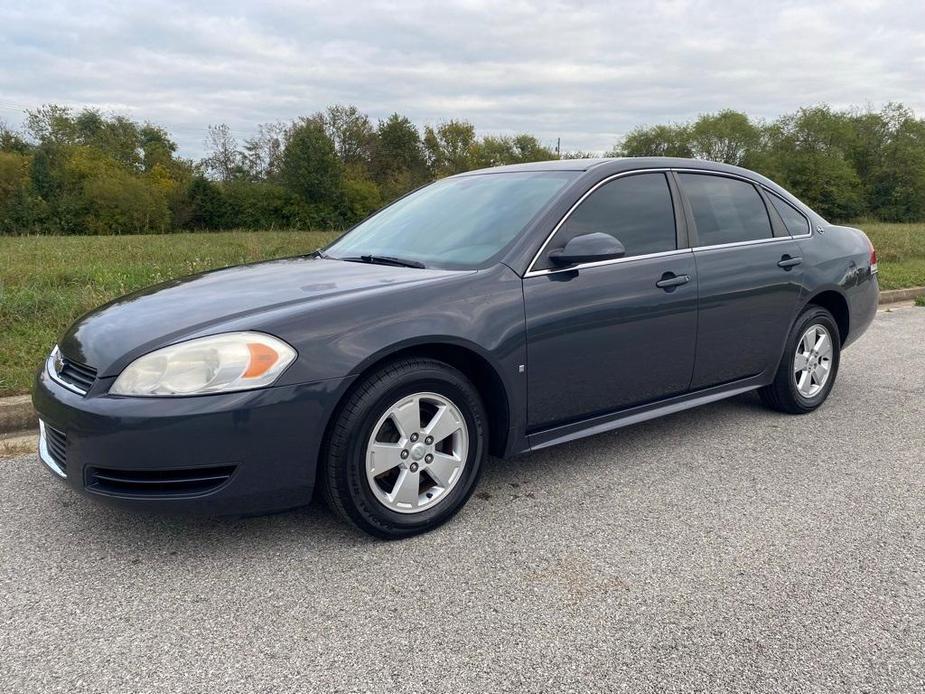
[548,232,626,267]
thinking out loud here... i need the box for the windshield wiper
[341,255,426,269]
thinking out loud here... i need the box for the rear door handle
[656,273,690,290]
[778,255,803,269]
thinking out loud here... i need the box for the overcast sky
[2,0,924,158]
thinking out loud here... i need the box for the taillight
[867,236,878,274]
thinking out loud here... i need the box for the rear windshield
[327,172,576,269]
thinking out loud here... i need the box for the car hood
[59,257,464,376]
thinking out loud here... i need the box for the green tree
[342,176,382,223]
[0,151,46,232]
[423,120,477,176]
[371,113,427,199]
[185,175,228,229]
[560,150,600,159]
[319,105,376,171]
[0,120,31,154]
[242,122,288,181]
[615,123,693,158]
[689,110,760,166]
[473,134,556,168]
[202,123,245,182]
[140,125,179,173]
[280,119,343,206]
[24,105,77,146]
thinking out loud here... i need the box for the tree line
[1,102,923,235]
[619,104,925,223]
[0,105,556,235]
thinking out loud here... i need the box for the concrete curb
[879,286,925,304]
[0,287,922,435]
[0,430,36,458]
[0,396,36,435]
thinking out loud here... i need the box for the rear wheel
[320,358,486,539]
[759,305,841,414]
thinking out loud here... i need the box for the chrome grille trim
[46,347,96,395]
[38,421,67,478]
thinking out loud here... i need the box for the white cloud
[1,0,923,157]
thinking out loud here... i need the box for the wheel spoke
[796,370,811,395]
[802,330,816,354]
[816,359,831,382]
[424,405,461,445]
[427,453,459,488]
[368,442,405,475]
[390,468,420,507]
[813,331,829,356]
[389,397,420,439]
[794,352,809,372]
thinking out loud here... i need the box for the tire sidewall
[785,308,841,411]
[339,364,485,535]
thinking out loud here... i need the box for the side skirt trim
[527,375,767,451]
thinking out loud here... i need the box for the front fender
[255,264,525,386]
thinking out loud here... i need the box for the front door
[523,172,698,431]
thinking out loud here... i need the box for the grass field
[0,230,337,396]
[1,223,923,396]
[862,222,925,291]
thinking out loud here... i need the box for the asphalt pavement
[1,306,923,693]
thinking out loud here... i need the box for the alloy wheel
[365,392,469,514]
[794,324,833,398]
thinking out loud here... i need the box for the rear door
[523,171,698,430]
[676,172,804,389]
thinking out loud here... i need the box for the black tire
[759,305,841,414]
[320,358,487,539]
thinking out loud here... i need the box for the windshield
[326,171,576,269]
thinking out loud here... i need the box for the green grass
[0,230,338,396]
[860,222,925,290]
[1,223,923,397]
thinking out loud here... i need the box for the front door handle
[656,273,690,290]
[778,255,803,269]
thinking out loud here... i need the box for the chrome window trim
[689,236,795,252]
[523,166,816,278]
[524,168,676,277]
[46,348,89,396]
[525,248,692,278]
[38,421,66,478]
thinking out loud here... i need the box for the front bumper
[32,366,352,515]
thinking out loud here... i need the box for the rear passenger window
[540,173,676,268]
[679,174,772,246]
[768,192,810,236]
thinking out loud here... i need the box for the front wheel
[320,358,486,539]
[759,305,841,414]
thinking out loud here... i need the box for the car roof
[454,158,615,173]
[456,157,763,176]
[454,157,793,200]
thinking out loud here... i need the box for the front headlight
[110,332,297,396]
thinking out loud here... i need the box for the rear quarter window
[767,192,811,236]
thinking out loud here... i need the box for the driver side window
[537,172,678,269]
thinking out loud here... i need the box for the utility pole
[556,137,561,158]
